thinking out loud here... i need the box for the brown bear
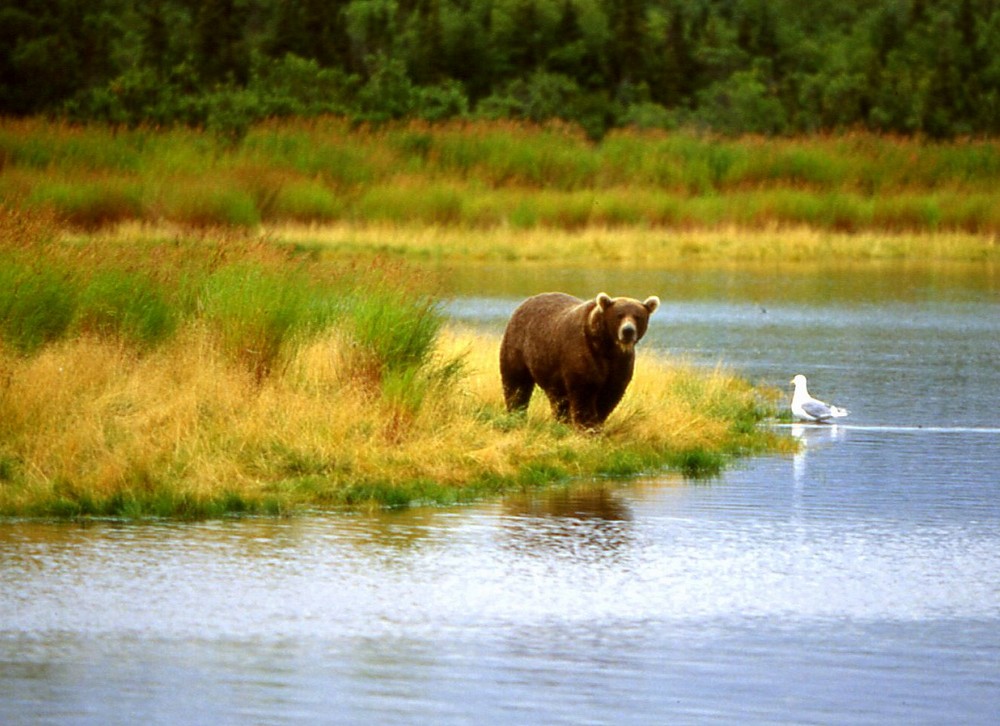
[499,292,660,429]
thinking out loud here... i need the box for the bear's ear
[596,292,613,310]
[643,296,660,314]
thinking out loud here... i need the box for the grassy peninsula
[0,208,789,519]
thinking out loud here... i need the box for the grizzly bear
[499,292,660,429]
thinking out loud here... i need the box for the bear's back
[509,293,584,336]
[501,292,586,366]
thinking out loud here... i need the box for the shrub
[248,53,357,117]
[414,81,469,122]
[692,67,788,136]
[0,261,77,353]
[356,55,416,122]
[76,270,177,347]
[27,178,144,229]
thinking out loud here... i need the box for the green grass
[26,176,144,228]
[76,269,178,347]
[0,211,440,379]
[3,118,1000,238]
[199,262,334,380]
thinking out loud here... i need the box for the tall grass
[2,118,999,240]
[0,261,77,352]
[75,269,177,347]
[0,324,788,519]
[199,263,332,380]
[0,208,442,381]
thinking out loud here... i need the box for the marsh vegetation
[2,118,999,246]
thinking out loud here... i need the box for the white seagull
[790,374,849,423]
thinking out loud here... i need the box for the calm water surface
[3,264,999,724]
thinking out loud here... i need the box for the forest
[2,0,1000,139]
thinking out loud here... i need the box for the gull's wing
[801,400,833,420]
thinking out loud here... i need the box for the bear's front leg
[568,391,601,430]
[550,397,571,422]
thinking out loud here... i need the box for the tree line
[2,0,999,139]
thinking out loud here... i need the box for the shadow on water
[500,484,635,561]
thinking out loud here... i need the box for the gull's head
[791,374,807,389]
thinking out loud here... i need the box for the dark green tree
[194,0,250,84]
[607,0,645,90]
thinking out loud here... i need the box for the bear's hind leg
[502,372,534,413]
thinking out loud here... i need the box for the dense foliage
[2,0,998,138]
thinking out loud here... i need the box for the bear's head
[588,292,660,352]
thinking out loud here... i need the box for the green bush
[249,53,357,117]
[76,270,177,347]
[27,178,144,228]
[0,262,77,353]
[692,68,788,136]
[414,81,469,122]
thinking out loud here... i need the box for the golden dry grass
[75,220,999,280]
[269,222,999,266]
[0,324,788,519]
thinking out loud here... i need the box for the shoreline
[0,327,792,520]
[80,221,1000,268]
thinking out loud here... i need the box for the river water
[3,263,999,724]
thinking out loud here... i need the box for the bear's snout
[618,319,638,345]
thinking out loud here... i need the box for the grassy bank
[0,212,789,519]
[2,118,1000,247]
[0,327,787,519]
[267,223,999,266]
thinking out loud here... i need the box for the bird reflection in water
[791,423,845,487]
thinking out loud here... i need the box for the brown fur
[499,292,660,429]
